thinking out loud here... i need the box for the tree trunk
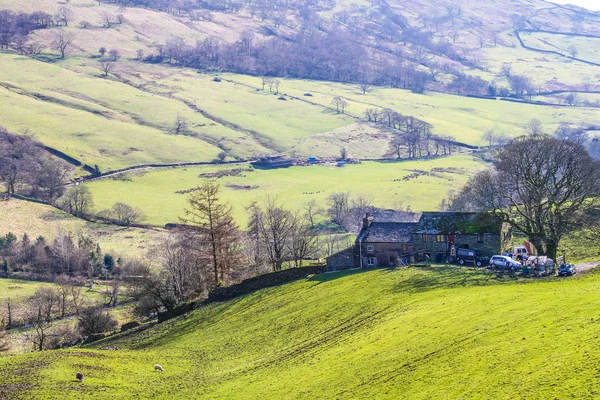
[545,240,558,261]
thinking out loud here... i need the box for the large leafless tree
[450,136,600,259]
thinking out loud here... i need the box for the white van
[514,246,528,259]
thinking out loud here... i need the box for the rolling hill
[1,0,600,173]
[1,266,600,399]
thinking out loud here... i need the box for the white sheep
[154,364,163,372]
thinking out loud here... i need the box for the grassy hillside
[1,266,600,398]
[222,73,600,145]
[84,155,486,225]
[1,0,599,172]
[0,199,163,258]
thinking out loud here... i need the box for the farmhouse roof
[416,212,502,235]
[357,222,419,243]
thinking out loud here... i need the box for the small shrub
[77,307,118,337]
[121,320,142,332]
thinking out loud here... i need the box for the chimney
[363,213,374,229]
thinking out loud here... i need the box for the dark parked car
[558,264,577,276]
[456,248,489,267]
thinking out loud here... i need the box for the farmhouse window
[436,235,445,243]
[366,257,375,266]
[477,234,484,243]
[366,244,375,253]
[422,234,428,242]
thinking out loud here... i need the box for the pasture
[1,266,600,398]
[84,155,487,226]
[221,73,600,145]
[0,198,164,259]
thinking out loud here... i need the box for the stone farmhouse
[326,212,507,272]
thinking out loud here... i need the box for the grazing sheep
[76,372,84,382]
[154,364,163,372]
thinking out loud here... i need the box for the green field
[0,199,164,259]
[521,31,600,65]
[222,73,600,143]
[1,266,599,398]
[84,155,486,225]
[3,50,600,172]
[0,279,58,305]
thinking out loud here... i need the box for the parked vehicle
[490,255,521,271]
[526,256,555,276]
[558,264,577,276]
[456,248,489,267]
[513,245,529,261]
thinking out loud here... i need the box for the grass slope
[1,266,600,399]
[84,155,485,225]
[223,73,600,146]
[0,199,163,258]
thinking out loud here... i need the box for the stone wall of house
[456,234,501,257]
[326,247,356,272]
[413,233,501,260]
[360,242,416,268]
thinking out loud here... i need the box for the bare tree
[261,76,271,91]
[303,200,322,228]
[567,45,578,59]
[359,82,371,94]
[5,298,13,327]
[0,328,8,352]
[69,280,86,315]
[481,129,499,147]
[104,280,120,307]
[331,96,348,114]
[158,234,206,304]
[565,93,579,106]
[106,202,145,227]
[525,119,544,136]
[289,216,317,268]
[59,185,93,218]
[99,60,116,77]
[108,49,120,61]
[450,136,600,260]
[340,147,348,160]
[100,11,113,28]
[501,63,512,80]
[55,276,73,318]
[51,32,75,59]
[253,197,297,272]
[170,114,188,135]
[328,192,351,224]
[23,293,59,351]
[56,7,73,26]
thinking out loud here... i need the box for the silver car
[490,255,521,271]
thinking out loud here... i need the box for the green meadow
[2,266,600,398]
[221,73,600,145]
[3,51,600,172]
[84,155,486,225]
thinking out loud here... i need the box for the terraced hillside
[1,266,600,399]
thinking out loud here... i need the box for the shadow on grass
[390,265,521,294]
